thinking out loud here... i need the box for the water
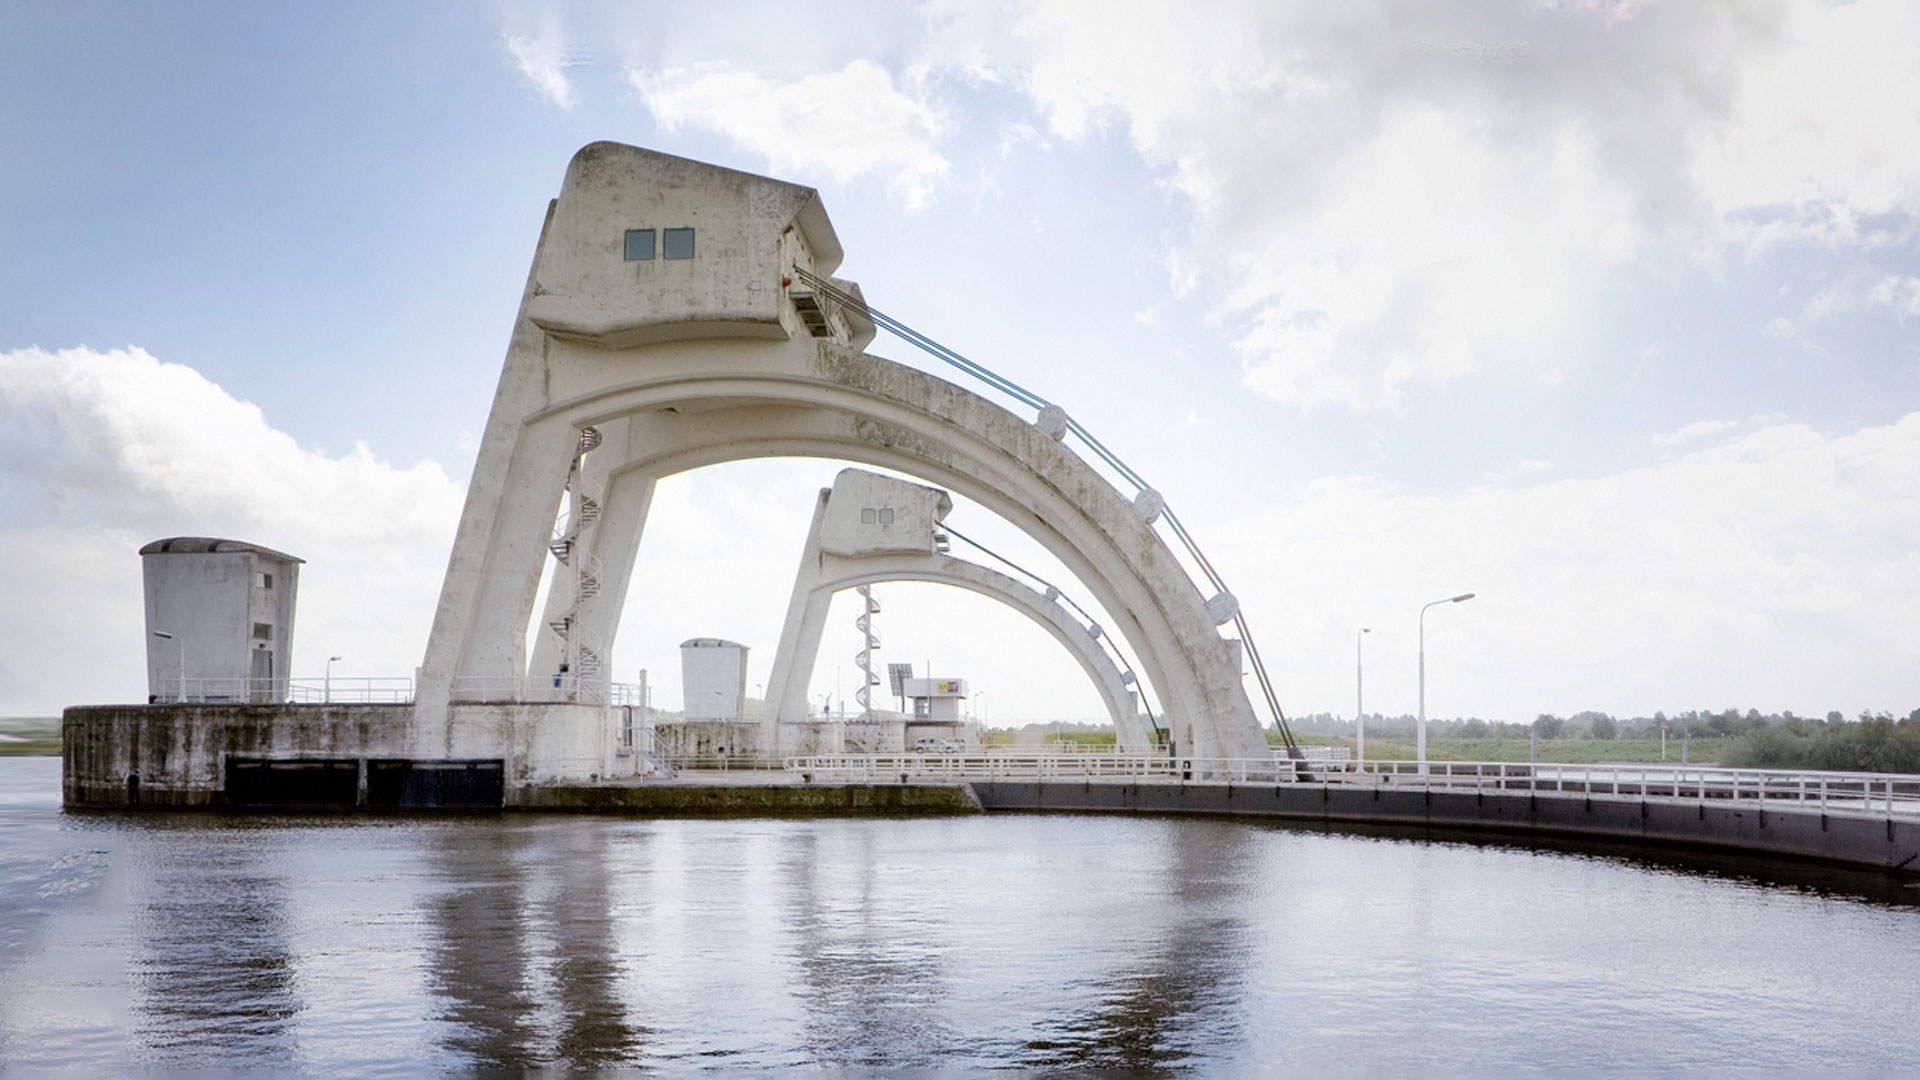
[3,755,1918,1073]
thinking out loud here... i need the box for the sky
[2,0,1917,726]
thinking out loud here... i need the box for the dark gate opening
[366,759,505,809]
[224,758,359,809]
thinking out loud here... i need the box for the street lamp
[151,630,184,703]
[1355,628,1371,765]
[325,655,343,704]
[1418,593,1476,773]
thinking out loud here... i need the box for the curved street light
[1418,593,1476,773]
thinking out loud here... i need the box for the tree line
[1289,708,1920,772]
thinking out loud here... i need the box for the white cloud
[0,347,465,714]
[979,0,1920,410]
[503,32,581,109]
[1694,1,1920,235]
[1652,419,1738,447]
[1208,412,1920,720]
[1805,273,1920,323]
[631,60,950,208]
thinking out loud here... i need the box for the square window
[257,572,273,590]
[253,622,273,641]
[878,508,895,524]
[663,227,695,259]
[624,229,655,261]
[860,508,877,524]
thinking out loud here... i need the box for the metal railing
[787,753,1295,783]
[287,677,415,704]
[1354,760,1920,817]
[789,267,1301,753]
[448,675,613,704]
[148,677,294,705]
[781,754,1920,817]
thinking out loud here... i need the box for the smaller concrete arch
[760,470,1157,753]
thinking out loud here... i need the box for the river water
[2,756,1917,1073]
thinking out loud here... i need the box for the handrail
[790,267,1298,753]
[781,754,1920,816]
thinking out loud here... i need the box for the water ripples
[2,757,1918,1071]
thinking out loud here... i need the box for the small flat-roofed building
[680,637,749,721]
[903,676,971,748]
[140,537,302,703]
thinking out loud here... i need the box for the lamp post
[325,656,342,704]
[1418,593,1476,774]
[1355,628,1371,765]
[151,630,184,703]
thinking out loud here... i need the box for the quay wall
[64,703,609,808]
[62,705,978,816]
[970,779,1920,874]
[519,781,981,816]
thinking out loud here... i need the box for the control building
[140,537,302,703]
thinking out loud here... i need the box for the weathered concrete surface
[63,704,980,817]
[64,703,608,808]
[971,780,1920,874]
[516,781,981,815]
[65,704,413,807]
[417,142,1269,762]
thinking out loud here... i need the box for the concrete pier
[969,778,1920,875]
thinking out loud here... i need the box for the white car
[914,737,964,754]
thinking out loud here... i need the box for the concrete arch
[416,142,1268,761]
[755,477,1154,751]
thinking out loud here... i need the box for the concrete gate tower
[415,142,1271,770]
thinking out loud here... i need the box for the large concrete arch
[756,473,1155,751]
[416,142,1269,761]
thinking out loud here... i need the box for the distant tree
[1826,710,1845,725]
[1589,714,1618,740]
[1904,709,1920,728]
[1533,714,1566,739]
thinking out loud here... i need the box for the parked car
[914,737,964,754]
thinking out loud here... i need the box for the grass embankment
[0,717,60,756]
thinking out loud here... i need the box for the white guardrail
[150,677,415,705]
[782,755,1920,817]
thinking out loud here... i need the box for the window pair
[624,228,694,261]
[860,508,896,524]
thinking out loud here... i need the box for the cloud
[630,60,950,208]
[1209,412,1920,720]
[982,0,1920,410]
[0,347,465,714]
[503,32,581,109]
[1652,419,1738,447]
[1805,273,1920,323]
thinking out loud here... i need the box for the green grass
[1273,733,1728,765]
[0,717,60,756]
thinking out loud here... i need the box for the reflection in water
[779,827,955,1067]
[423,821,648,1069]
[126,823,301,1068]
[1286,818,1920,909]
[539,825,650,1066]
[1020,820,1253,1074]
[3,758,1918,1071]
[426,825,541,1067]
